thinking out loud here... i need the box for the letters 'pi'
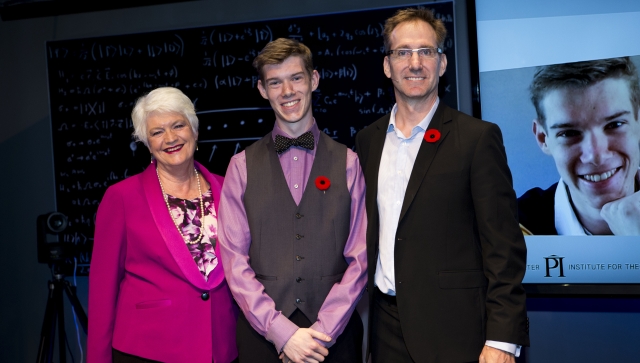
[544,255,565,277]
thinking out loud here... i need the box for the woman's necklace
[156,167,205,244]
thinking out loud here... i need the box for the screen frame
[465,0,640,297]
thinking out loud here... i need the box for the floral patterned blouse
[165,189,218,281]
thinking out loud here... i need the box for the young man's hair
[252,38,314,82]
[383,7,447,52]
[530,57,640,128]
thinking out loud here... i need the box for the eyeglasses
[386,47,442,60]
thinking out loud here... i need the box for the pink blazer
[88,162,238,363]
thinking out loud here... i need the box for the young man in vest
[218,38,367,363]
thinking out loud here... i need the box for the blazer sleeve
[470,123,529,346]
[87,185,128,363]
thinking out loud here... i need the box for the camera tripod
[36,271,88,363]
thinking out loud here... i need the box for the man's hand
[601,191,640,235]
[279,328,331,363]
[479,345,515,363]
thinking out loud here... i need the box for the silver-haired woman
[88,87,238,363]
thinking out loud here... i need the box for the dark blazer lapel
[367,115,390,181]
[142,162,210,291]
[366,116,390,248]
[398,103,452,223]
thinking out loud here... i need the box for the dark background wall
[0,1,638,362]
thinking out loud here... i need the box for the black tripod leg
[36,281,56,363]
[64,281,88,334]
[55,279,67,363]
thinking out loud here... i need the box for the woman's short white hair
[131,87,199,147]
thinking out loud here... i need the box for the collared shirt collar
[386,98,440,138]
[555,169,640,235]
[554,178,588,236]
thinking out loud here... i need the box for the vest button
[296,234,303,240]
[296,298,301,303]
[296,277,302,283]
[201,292,210,301]
[295,213,303,219]
[296,255,303,261]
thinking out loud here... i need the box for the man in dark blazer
[355,8,529,363]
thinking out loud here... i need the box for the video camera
[36,212,73,265]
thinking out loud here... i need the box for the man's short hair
[530,57,640,128]
[383,7,447,52]
[252,38,314,82]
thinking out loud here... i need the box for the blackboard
[46,1,457,274]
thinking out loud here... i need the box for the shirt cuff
[485,340,521,357]
[309,321,335,348]
[265,314,299,353]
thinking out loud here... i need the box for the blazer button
[201,292,210,301]
[296,255,304,261]
[296,277,302,283]
[295,234,303,240]
[296,298,302,303]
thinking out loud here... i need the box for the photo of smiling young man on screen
[518,57,640,236]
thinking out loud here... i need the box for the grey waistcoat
[244,132,351,322]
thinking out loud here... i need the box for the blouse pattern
[165,189,218,280]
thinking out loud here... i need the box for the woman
[88,87,238,363]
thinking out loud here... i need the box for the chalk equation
[46,2,457,274]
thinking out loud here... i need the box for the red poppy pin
[424,129,441,143]
[315,176,331,193]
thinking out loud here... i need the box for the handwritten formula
[46,2,457,273]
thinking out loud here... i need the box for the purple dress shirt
[218,121,367,353]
